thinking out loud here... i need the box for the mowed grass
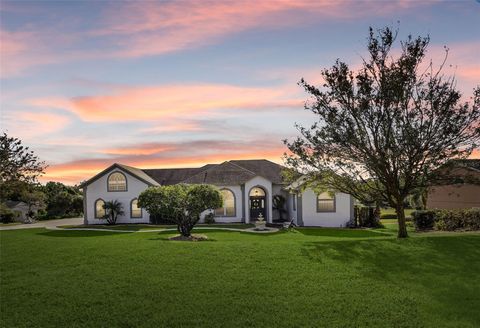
[1,225,479,327]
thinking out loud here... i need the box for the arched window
[108,172,127,191]
[130,199,142,218]
[215,189,235,217]
[317,192,336,212]
[94,199,106,219]
[249,187,265,197]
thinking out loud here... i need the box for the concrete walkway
[0,217,83,231]
[1,218,279,234]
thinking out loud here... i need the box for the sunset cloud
[4,111,71,139]
[1,0,433,77]
[41,140,287,184]
[28,83,302,122]
[96,0,431,58]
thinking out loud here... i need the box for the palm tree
[103,200,124,225]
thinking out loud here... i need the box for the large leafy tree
[284,27,480,238]
[138,184,222,237]
[0,133,47,201]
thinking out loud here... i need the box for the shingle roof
[80,163,160,188]
[230,159,285,184]
[117,164,161,186]
[82,160,285,188]
[143,166,212,185]
[455,159,480,171]
[182,161,256,185]
[144,159,285,185]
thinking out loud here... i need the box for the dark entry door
[250,196,266,220]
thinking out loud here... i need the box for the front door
[250,196,266,220]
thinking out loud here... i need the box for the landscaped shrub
[204,213,215,224]
[0,209,16,223]
[353,206,383,228]
[463,208,480,230]
[412,210,436,230]
[434,208,480,231]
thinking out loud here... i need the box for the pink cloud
[40,140,286,184]
[1,1,434,77]
[4,111,71,139]
[28,83,302,122]
[97,0,431,59]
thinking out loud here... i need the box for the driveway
[0,217,83,231]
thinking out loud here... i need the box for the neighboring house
[426,159,480,209]
[5,201,39,222]
[80,159,354,227]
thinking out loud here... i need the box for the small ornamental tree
[103,200,124,225]
[284,27,480,238]
[138,184,222,238]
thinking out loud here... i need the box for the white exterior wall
[85,168,151,224]
[199,185,243,223]
[287,193,298,224]
[300,189,353,227]
[244,176,273,223]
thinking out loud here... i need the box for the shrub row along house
[80,159,354,226]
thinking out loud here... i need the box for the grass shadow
[296,227,391,238]
[299,234,480,326]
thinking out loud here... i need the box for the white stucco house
[80,159,354,227]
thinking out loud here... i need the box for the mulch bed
[169,234,208,241]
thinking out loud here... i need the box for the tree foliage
[284,27,480,238]
[138,184,223,237]
[40,182,83,218]
[272,195,287,221]
[0,133,46,186]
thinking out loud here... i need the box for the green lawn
[380,207,415,219]
[1,224,479,327]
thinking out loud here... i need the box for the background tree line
[0,133,83,223]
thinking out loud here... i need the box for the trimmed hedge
[412,210,436,230]
[412,208,480,231]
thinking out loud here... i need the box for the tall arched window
[215,189,235,217]
[130,199,142,218]
[316,192,336,212]
[95,199,106,218]
[108,172,127,191]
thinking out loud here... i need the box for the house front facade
[81,159,354,227]
[426,160,480,209]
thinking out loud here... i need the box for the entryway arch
[249,186,267,221]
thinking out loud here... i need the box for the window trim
[316,192,336,213]
[214,188,236,217]
[107,171,128,192]
[94,198,106,219]
[130,198,142,219]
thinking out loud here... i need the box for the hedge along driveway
[1,227,479,327]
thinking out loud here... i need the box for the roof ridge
[227,160,257,175]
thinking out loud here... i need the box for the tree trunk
[178,222,192,237]
[395,203,408,238]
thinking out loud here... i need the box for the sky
[1,0,479,185]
